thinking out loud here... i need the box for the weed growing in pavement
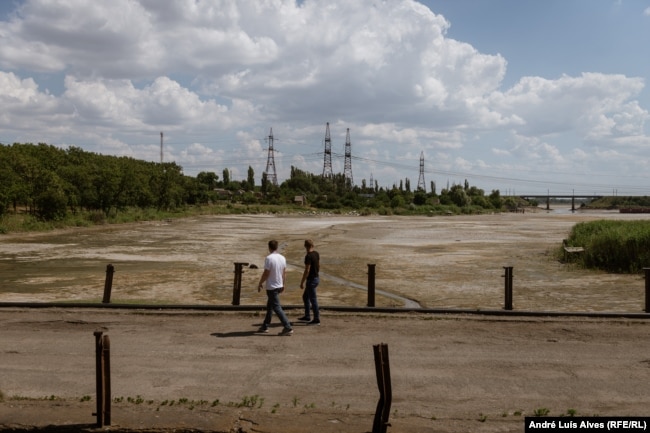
[566,408,577,417]
[533,407,550,416]
[127,395,144,404]
[228,395,263,408]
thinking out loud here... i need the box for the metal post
[103,335,111,426]
[102,264,114,304]
[503,266,513,310]
[372,343,392,433]
[93,331,111,427]
[367,264,376,307]
[232,262,248,306]
[93,331,103,427]
[644,268,650,313]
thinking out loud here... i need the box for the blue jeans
[302,277,320,320]
[264,289,292,329]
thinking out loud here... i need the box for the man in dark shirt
[298,239,320,325]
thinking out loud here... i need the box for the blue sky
[0,0,649,195]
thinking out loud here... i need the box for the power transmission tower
[264,127,278,186]
[417,151,426,192]
[160,132,163,164]
[322,122,333,178]
[343,128,353,186]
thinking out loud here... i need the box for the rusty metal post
[644,268,650,313]
[372,343,392,433]
[94,331,103,427]
[103,335,111,426]
[102,264,114,304]
[93,330,111,427]
[231,262,248,306]
[367,264,376,307]
[503,266,513,310]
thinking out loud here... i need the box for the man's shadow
[211,330,257,338]
[211,323,282,338]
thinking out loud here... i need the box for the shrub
[566,220,650,273]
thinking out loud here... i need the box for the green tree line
[0,142,510,223]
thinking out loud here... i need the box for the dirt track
[2,210,650,432]
[2,308,650,433]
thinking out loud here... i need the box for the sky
[0,0,649,196]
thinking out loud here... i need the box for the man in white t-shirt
[257,240,293,335]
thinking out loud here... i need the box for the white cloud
[490,73,648,142]
[0,0,648,193]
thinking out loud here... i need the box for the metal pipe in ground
[102,264,114,304]
[645,268,650,313]
[372,343,392,433]
[93,330,111,427]
[503,266,513,310]
[231,262,248,306]
[367,264,376,307]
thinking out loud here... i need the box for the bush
[566,220,650,273]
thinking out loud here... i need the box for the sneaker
[297,316,311,322]
[307,320,320,326]
[279,327,293,336]
[257,326,269,333]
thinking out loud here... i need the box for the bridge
[517,195,604,211]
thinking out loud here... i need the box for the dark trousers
[302,277,320,320]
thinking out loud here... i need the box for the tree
[197,171,218,190]
[449,184,470,207]
[489,190,503,209]
[247,166,255,191]
[222,168,230,188]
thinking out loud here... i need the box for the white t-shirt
[264,251,286,290]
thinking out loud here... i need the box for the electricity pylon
[343,128,353,186]
[264,127,278,186]
[322,122,333,178]
[417,151,426,192]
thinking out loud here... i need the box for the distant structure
[369,172,374,190]
[417,151,426,192]
[322,122,333,178]
[343,128,353,186]
[264,127,278,186]
[160,132,163,164]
